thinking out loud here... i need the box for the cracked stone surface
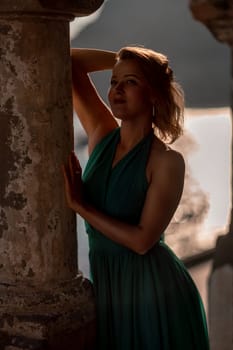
[0,3,98,348]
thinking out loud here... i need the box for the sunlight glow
[69,2,107,40]
[184,107,231,246]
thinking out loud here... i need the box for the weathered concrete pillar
[0,0,103,348]
[190,1,233,349]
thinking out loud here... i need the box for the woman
[63,46,209,349]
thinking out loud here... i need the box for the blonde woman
[63,46,209,350]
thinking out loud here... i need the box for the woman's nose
[115,81,124,91]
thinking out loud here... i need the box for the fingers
[61,165,68,187]
[68,152,82,184]
[61,165,73,206]
[71,151,82,175]
[61,153,83,212]
[61,164,72,198]
[68,154,75,184]
[62,152,82,196]
[62,151,82,189]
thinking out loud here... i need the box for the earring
[152,104,156,118]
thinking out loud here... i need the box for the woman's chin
[112,109,131,120]
[112,112,125,121]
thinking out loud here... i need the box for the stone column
[0,0,103,349]
[190,1,233,349]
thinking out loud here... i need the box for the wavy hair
[116,46,184,143]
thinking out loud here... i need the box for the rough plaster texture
[0,2,106,286]
[190,0,233,46]
[0,276,96,349]
[209,265,233,350]
[207,234,233,350]
[0,0,104,17]
[0,17,77,285]
[0,3,99,349]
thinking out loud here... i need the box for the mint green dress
[82,128,209,350]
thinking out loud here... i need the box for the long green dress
[82,127,209,350]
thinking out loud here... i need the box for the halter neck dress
[82,127,209,350]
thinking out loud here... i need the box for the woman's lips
[113,98,126,104]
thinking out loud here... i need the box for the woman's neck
[119,121,153,150]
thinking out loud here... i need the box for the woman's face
[108,59,154,122]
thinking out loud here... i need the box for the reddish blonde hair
[116,46,184,143]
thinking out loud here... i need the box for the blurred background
[69,0,232,287]
[71,0,231,107]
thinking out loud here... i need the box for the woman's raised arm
[71,48,116,72]
[71,48,118,154]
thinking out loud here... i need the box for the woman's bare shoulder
[147,137,185,182]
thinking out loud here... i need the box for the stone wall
[0,1,104,348]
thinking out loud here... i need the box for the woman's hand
[62,151,83,213]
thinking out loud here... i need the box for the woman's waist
[87,229,131,255]
[87,225,164,256]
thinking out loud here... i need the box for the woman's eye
[126,79,136,85]
[110,80,117,86]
